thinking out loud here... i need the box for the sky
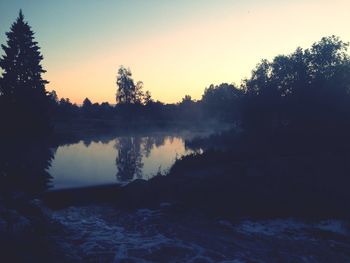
[0,0,349,104]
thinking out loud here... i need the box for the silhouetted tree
[143,90,153,105]
[81,97,94,117]
[241,35,350,144]
[135,81,144,104]
[181,95,193,104]
[116,66,148,105]
[99,102,114,119]
[48,90,59,116]
[49,90,59,105]
[83,97,92,108]
[55,98,79,120]
[201,83,243,120]
[202,83,243,106]
[0,10,51,136]
[116,66,137,104]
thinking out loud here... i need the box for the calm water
[50,133,200,189]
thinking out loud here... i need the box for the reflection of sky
[142,137,193,178]
[1,0,349,104]
[49,136,195,189]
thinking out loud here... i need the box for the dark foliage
[241,36,350,135]
[0,10,52,137]
[201,83,244,121]
[175,36,350,218]
[0,138,54,198]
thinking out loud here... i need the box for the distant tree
[0,10,51,135]
[47,90,59,118]
[100,102,111,108]
[49,90,59,105]
[181,95,193,104]
[55,98,79,120]
[241,35,350,133]
[242,60,272,96]
[244,36,350,99]
[81,97,93,117]
[116,66,136,104]
[116,66,147,105]
[143,90,153,105]
[179,95,194,108]
[202,84,242,105]
[308,36,349,80]
[135,81,144,104]
[201,83,243,120]
[59,98,72,106]
[83,97,92,108]
[99,102,114,119]
[177,95,201,121]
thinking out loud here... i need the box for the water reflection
[115,137,144,182]
[50,133,197,189]
[0,139,54,196]
[0,133,202,193]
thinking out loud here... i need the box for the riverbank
[3,194,349,263]
[42,147,350,219]
[0,196,70,262]
[51,205,350,262]
[2,175,350,263]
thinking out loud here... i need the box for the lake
[49,132,202,189]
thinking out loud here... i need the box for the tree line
[1,11,350,138]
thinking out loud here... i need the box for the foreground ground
[49,204,350,263]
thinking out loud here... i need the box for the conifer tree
[0,10,51,136]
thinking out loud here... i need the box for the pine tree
[0,10,51,136]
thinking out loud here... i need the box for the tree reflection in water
[0,139,55,197]
[115,136,167,182]
[115,137,144,182]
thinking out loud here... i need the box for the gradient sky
[0,0,349,104]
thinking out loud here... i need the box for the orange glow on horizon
[42,0,350,104]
